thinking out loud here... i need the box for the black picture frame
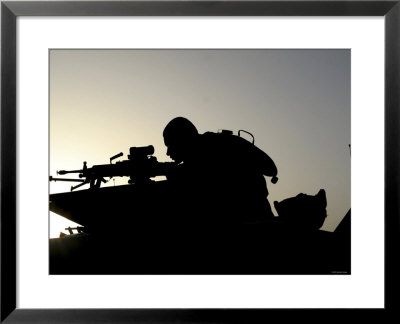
[1,0,399,322]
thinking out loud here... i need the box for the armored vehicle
[50,141,350,275]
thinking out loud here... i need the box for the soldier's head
[163,117,199,163]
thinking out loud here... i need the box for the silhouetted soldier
[163,117,278,224]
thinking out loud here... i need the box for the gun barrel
[50,176,85,183]
[57,169,82,175]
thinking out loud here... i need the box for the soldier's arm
[233,135,278,178]
[251,144,278,178]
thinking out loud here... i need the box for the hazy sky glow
[50,49,350,237]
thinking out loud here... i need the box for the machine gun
[50,145,175,191]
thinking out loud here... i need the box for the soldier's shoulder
[201,131,251,149]
[200,131,220,142]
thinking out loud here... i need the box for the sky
[49,49,350,238]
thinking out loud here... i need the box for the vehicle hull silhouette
[49,181,350,275]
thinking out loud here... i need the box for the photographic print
[49,49,351,275]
